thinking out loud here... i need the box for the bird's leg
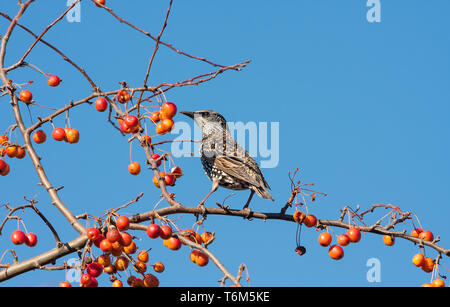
[198,181,219,215]
[242,190,255,218]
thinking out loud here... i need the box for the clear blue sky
[0,0,449,286]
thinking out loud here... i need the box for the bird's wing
[213,155,266,189]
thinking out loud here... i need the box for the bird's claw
[242,207,252,220]
[197,202,207,216]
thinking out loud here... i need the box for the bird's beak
[180,111,195,119]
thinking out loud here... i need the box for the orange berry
[328,245,344,260]
[337,234,350,246]
[0,162,10,176]
[52,128,66,141]
[143,273,159,287]
[128,162,141,175]
[33,130,46,144]
[143,135,151,145]
[115,256,129,271]
[153,262,165,273]
[411,228,423,238]
[418,230,434,242]
[123,241,137,254]
[138,250,149,263]
[431,279,445,287]
[65,128,79,144]
[97,254,111,267]
[0,135,9,146]
[59,281,71,287]
[160,118,174,132]
[116,216,130,231]
[48,75,62,87]
[112,279,123,287]
[150,111,160,123]
[412,254,425,267]
[195,251,209,267]
[160,102,177,119]
[116,89,131,104]
[347,228,361,243]
[19,90,33,103]
[421,257,435,273]
[171,166,183,178]
[293,210,306,224]
[318,232,332,247]
[383,235,395,246]
[133,261,147,273]
[164,237,181,251]
[16,147,26,159]
[5,146,17,158]
[304,215,317,228]
[94,0,106,7]
[155,122,166,135]
[201,232,214,244]
[152,176,160,188]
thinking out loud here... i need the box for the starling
[180,110,274,210]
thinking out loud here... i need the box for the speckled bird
[180,110,274,209]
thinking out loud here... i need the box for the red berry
[347,228,361,243]
[93,234,105,248]
[0,160,6,173]
[106,228,120,243]
[94,0,106,7]
[11,230,27,245]
[164,174,176,186]
[151,154,162,167]
[411,228,423,238]
[80,274,92,286]
[0,162,10,176]
[304,215,317,228]
[337,234,350,246]
[328,245,344,260]
[16,147,26,159]
[59,281,71,287]
[33,130,46,144]
[419,230,434,242]
[86,262,103,278]
[318,232,332,247]
[116,216,130,231]
[160,102,177,119]
[86,276,98,287]
[95,97,108,112]
[159,225,173,240]
[120,121,132,134]
[150,111,160,123]
[143,135,151,145]
[146,224,161,239]
[99,239,113,253]
[87,227,101,241]
[19,90,33,103]
[52,128,66,141]
[171,166,183,178]
[48,75,62,87]
[124,115,139,129]
[164,237,182,251]
[25,233,38,247]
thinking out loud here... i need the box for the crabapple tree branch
[0,0,447,288]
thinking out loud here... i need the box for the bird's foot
[241,206,252,220]
[197,202,207,216]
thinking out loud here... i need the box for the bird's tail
[253,186,274,201]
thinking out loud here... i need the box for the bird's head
[180,110,228,135]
